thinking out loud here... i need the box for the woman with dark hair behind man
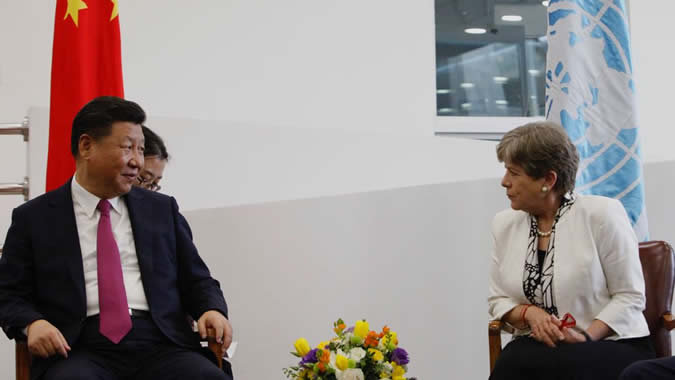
[136,125,169,192]
[488,121,654,380]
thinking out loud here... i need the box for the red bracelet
[520,304,533,325]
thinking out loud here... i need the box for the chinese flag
[46,0,124,191]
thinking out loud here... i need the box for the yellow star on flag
[64,0,88,27]
[110,0,119,21]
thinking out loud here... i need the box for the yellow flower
[392,362,406,380]
[381,331,398,349]
[354,320,370,339]
[368,348,384,362]
[296,368,309,380]
[294,338,310,356]
[316,340,330,349]
[335,354,349,371]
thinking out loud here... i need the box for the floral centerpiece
[283,318,415,380]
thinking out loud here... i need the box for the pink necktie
[96,199,132,344]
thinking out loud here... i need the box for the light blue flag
[545,0,648,241]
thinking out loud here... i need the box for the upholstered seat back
[638,241,675,358]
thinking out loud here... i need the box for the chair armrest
[16,340,31,380]
[488,319,517,373]
[203,327,225,369]
[488,320,502,373]
[489,320,504,336]
[489,319,515,334]
[662,314,675,331]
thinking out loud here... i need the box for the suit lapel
[124,188,154,285]
[46,180,86,313]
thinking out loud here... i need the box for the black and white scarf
[522,193,575,317]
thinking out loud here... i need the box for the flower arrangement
[283,318,415,380]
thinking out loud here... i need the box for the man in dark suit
[620,357,675,380]
[0,96,233,380]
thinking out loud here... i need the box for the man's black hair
[70,96,146,157]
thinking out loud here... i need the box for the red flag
[46,0,124,191]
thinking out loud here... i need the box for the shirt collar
[71,177,122,218]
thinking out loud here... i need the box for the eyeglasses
[136,176,162,192]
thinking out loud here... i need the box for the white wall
[148,116,505,211]
[1,0,675,379]
[629,1,675,163]
[183,178,509,380]
[0,0,437,242]
[182,160,675,380]
[1,0,674,222]
[22,107,504,213]
[121,1,436,136]
[0,0,436,134]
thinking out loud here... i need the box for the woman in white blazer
[488,122,653,380]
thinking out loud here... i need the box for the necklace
[534,194,575,238]
[536,228,552,237]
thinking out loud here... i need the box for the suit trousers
[619,356,675,380]
[42,315,231,380]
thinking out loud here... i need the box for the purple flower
[390,348,409,365]
[299,348,319,366]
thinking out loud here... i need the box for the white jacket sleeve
[487,217,519,320]
[594,199,646,338]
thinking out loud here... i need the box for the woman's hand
[560,327,588,344]
[525,307,565,347]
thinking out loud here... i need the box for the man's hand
[197,310,232,349]
[26,319,71,358]
[525,307,565,347]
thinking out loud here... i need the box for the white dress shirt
[488,194,650,340]
[72,178,149,316]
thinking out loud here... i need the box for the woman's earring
[541,185,549,193]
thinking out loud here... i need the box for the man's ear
[78,134,94,160]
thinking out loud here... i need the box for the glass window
[435,0,549,117]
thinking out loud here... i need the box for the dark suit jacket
[0,180,228,378]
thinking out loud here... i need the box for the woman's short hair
[496,121,579,195]
[142,125,169,161]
